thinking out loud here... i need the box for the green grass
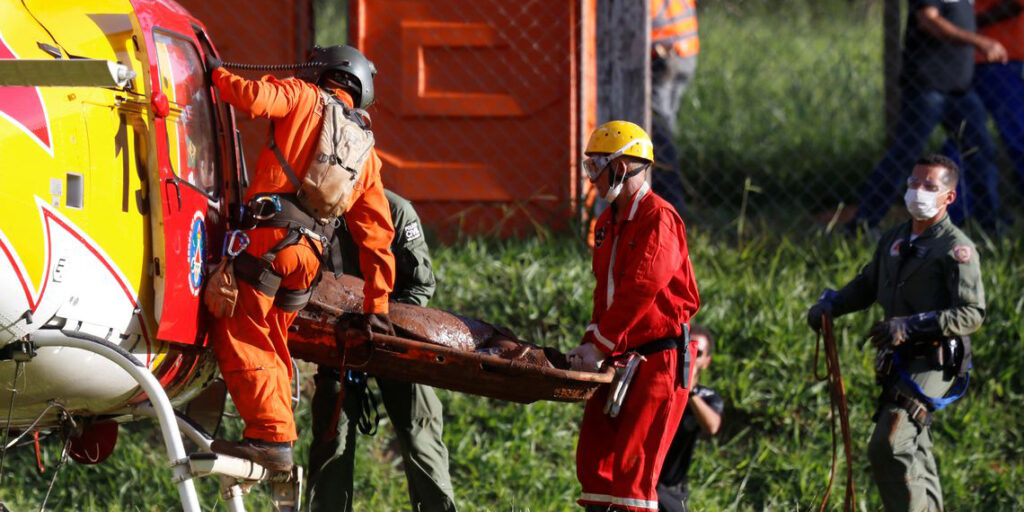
[314,0,348,46]
[678,0,889,228]
[2,231,1022,511]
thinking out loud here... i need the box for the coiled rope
[813,313,856,512]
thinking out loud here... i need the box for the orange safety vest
[651,0,699,58]
[975,0,1024,62]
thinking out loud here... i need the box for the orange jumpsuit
[211,68,396,442]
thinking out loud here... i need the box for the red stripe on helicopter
[0,201,152,362]
[44,208,154,363]
[0,31,53,154]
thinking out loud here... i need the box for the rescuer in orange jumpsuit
[204,46,396,472]
[570,121,701,512]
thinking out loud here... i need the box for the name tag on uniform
[404,222,422,242]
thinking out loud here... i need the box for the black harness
[231,98,370,312]
[232,193,336,312]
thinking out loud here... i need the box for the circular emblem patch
[187,212,206,295]
[889,239,902,257]
[952,245,972,263]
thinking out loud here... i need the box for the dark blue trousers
[855,87,1001,229]
[944,61,1024,224]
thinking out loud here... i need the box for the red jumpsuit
[577,182,701,511]
[210,68,396,443]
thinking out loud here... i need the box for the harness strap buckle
[888,388,933,427]
[298,227,329,246]
[251,194,283,221]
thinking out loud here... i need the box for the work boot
[210,438,294,472]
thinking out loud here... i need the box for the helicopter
[0,0,303,509]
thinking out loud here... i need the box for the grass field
[3,230,1022,511]
[678,1,887,220]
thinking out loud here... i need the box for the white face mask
[603,182,624,203]
[904,188,941,220]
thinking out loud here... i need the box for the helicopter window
[153,31,220,199]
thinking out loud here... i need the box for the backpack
[269,90,375,223]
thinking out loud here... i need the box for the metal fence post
[596,0,651,130]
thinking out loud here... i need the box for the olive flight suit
[827,214,984,512]
[307,190,456,512]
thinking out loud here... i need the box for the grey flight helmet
[299,45,377,109]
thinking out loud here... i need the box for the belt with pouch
[603,325,692,418]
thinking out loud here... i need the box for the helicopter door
[151,30,225,346]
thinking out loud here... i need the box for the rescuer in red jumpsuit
[569,121,701,512]
[204,46,396,472]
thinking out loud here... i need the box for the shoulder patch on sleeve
[403,222,422,243]
[952,244,972,263]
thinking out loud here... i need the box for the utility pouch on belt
[874,346,896,386]
[268,92,374,224]
[204,231,249,319]
[679,323,691,389]
[204,260,239,318]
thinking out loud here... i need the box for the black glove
[807,288,840,331]
[867,312,940,348]
[361,312,396,337]
[205,54,224,79]
[338,312,396,340]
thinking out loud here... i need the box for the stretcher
[288,275,614,403]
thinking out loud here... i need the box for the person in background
[944,0,1024,224]
[656,325,723,512]
[650,0,699,215]
[307,190,456,512]
[847,0,1007,233]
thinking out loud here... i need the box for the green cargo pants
[868,357,954,512]
[307,367,457,512]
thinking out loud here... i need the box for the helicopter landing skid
[187,454,302,512]
[132,403,303,512]
[31,334,304,512]
[31,334,201,511]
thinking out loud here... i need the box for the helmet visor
[583,154,613,182]
[583,139,650,182]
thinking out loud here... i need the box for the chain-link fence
[313,0,588,238]
[665,0,1024,237]
[205,0,1024,239]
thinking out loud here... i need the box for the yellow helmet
[584,120,654,161]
